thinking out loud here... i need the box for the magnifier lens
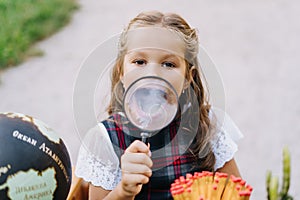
[124,76,178,132]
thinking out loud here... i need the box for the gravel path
[1,1,300,199]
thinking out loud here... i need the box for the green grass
[0,0,78,69]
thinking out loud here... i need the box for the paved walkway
[1,1,300,198]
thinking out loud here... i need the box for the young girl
[76,11,243,200]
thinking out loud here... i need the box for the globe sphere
[0,112,72,200]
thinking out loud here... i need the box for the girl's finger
[122,173,150,185]
[125,140,149,154]
[121,163,152,177]
[121,152,153,167]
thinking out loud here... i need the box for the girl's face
[121,28,188,96]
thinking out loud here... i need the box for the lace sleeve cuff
[211,131,238,171]
[75,146,121,190]
[210,108,243,171]
[75,123,122,190]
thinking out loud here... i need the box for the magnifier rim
[123,75,179,132]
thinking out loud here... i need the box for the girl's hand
[120,140,153,198]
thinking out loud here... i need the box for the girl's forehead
[126,27,185,57]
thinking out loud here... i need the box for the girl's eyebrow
[127,50,182,60]
[161,54,182,60]
[126,51,147,57]
[160,53,185,64]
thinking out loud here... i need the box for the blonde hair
[107,11,215,171]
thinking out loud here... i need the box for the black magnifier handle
[141,132,150,143]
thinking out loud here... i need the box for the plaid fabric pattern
[102,113,209,200]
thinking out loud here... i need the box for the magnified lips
[135,88,167,114]
[128,87,168,128]
[124,77,179,132]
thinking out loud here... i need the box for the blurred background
[1,1,299,199]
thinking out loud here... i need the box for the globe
[0,112,72,200]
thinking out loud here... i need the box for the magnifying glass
[123,76,179,143]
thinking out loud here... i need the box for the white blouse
[75,108,243,190]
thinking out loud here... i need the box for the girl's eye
[133,59,146,66]
[162,62,176,68]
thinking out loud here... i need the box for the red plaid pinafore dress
[102,113,214,200]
